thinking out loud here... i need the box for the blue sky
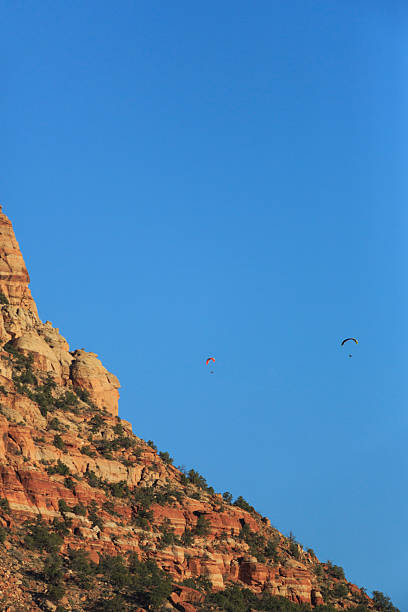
[1,1,407,608]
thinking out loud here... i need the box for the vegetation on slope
[0,343,400,612]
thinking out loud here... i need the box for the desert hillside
[0,206,395,612]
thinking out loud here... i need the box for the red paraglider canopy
[206,357,215,365]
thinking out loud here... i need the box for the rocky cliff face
[0,208,384,612]
[0,207,119,416]
[0,205,38,318]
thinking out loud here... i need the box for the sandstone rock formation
[0,206,120,415]
[70,349,120,415]
[0,205,38,317]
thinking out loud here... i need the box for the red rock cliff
[0,206,120,416]
[0,207,376,612]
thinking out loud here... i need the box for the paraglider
[341,338,358,358]
[206,357,215,374]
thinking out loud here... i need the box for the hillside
[0,206,396,612]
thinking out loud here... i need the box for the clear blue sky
[1,1,407,608]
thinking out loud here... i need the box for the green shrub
[39,405,48,418]
[159,451,173,465]
[98,435,135,453]
[102,500,117,516]
[99,554,131,588]
[18,370,37,385]
[179,472,188,486]
[72,503,87,516]
[205,584,248,612]
[53,434,66,450]
[0,384,8,395]
[132,486,155,509]
[47,583,65,602]
[181,575,213,593]
[109,480,129,499]
[372,591,400,612]
[133,446,142,459]
[55,390,80,412]
[233,496,255,513]
[48,417,63,431]
[74,386,93,405]
[113,423,124,436]
[194,514,211,536]
[29,378,56,416]
[0,291,9,304]
[88,508,104,530]
[85,470,101,488]
[64,477,76,491]
[152,484,183,506]
[128,556,172,610]
[8,348,38,387]
[158,519,177,549]
[223,491,233,503]
[0,497,10,513]
[147,439,157,450]
[52,517,72,536]
[289,540,301,560]
[3,341,18,355]
[47,460,70,476]
[43,553,64,584]
[187,469,208,490]
[204,584,343,612]
[58,499,71,513]
[239,524,266,561]
[68,548,98,588]
[42,374,57,390]
[91,595,126,612]
[0,526,7,543]
[181,527,194,546]
[333,583,349,598]
[24,519,63,553]
[121,458,133,467]
[326,561,345,580]
[132,508,153,529]
[264,538,279,561]
[80,445,96,457]
[89,414,105,432]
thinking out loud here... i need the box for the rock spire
[0,205,38,316]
